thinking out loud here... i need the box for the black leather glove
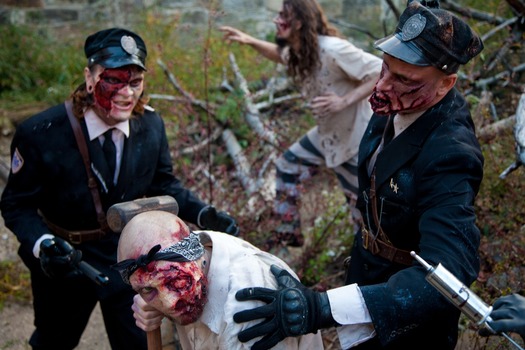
[198,205,240,236]
[233,264,337,350]
[39,237,82,279]
[479,294,525,341]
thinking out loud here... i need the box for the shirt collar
[84,109,130,141]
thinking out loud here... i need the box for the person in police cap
[0,27,239,350]
[230,1,484,349]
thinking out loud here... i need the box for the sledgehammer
[107,195,179,350]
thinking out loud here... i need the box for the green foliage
[0,24,84,105]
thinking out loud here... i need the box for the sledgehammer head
[106,196,179,233]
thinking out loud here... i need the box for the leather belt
[361,227,413,266]
[44,218,111,244]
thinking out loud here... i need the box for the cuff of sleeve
[326,283,372,325]
[33,234,55,258]
[327,284,376,348]
[197,205,211,228]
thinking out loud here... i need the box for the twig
[477,115,516,142]
[481,17,518,42]
[156,59,212,114]
[329,18,380,40]
[228,52,279,147]
[221,129,274,201]
[441,0,507,25]
[475,63,525,89]
[254,93,301,111]
[174,127,223,157]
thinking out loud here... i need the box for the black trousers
[21,249,146,350]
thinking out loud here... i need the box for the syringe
[411,251,524,350]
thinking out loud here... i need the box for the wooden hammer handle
[147,328,163,350]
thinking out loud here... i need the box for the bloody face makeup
[274,5,293,41]
[91,66,144,123]
[131,260,208,326]
[369,55,444,116]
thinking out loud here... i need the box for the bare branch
[329,18,380,40]
[440,0,507,25]
[228,52,279,147]
[475,63,525,89]
[481,17,519,42]
[174,127,224,157]
[156,59,212,114]
[477,115,516,142]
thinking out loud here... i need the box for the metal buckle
[67,232,83,244]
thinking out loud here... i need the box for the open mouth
[276,22,290,34]
[371,92,388,106]
[174,300,194,315]
[112,100,133,110]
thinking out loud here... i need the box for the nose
[118,84,134,97]
[156,288,180,313]
[375,69,391,92]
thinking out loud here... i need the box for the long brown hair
[69,66,149,119]
[282,0,341,84]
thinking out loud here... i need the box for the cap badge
[401,14,426,41]
[121,35,139,55]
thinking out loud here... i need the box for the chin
[109,111,134,122]
[275,37,288,49]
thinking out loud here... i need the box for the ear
[84,67,94,92]
[292,18,302,31]
[437,73,457,97]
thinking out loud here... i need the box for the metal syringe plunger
[410,251,524,350]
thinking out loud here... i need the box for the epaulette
[144,105,155,112]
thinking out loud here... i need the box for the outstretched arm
[219,26,283,64]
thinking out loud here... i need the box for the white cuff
[33,234,55,258]
[197,205,212,228]
[327,284,376,348]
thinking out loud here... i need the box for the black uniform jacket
[0,102,207,292]
[346,88,484,349]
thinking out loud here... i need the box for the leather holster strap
[43,217,110,244]
[64,100,108,230]
[361,227,413,266]
[361,165,413,266]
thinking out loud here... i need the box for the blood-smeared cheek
[397,82,434,112]
[160,262,208,324]
[93,68,132,112]
[370,71,432,115]
[161,262,207,313]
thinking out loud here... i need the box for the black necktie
[102,129,116,183]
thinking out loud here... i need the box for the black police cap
[84,28,147,70]
[375,1,483,74]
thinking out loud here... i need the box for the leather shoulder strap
[64,100,108,229]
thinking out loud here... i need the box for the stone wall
[0,0,385,31]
